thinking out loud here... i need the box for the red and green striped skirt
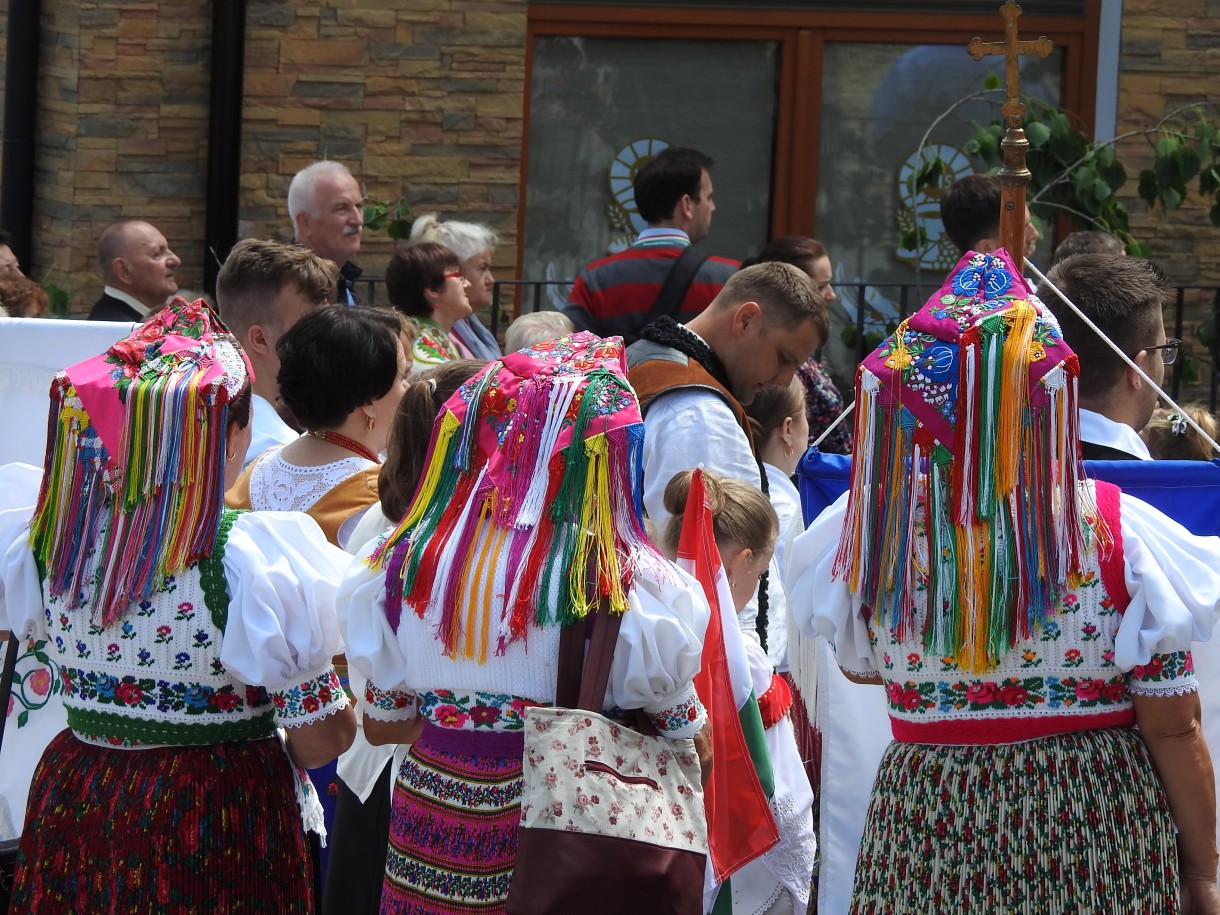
[11,729,313,914]
[852,726,1178,914]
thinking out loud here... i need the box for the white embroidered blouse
[786,484,1220,745]
[1,509,352,748]
[339,533,711,740]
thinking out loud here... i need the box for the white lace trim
[762,792,816,908]
[279,693,352,728]
[1127,678,1199,698]
[248,448,375,513]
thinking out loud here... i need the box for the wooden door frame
[520,3,1100,281]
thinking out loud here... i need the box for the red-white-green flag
[676,468,779,900]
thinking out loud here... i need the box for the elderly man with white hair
[288,160,365,306]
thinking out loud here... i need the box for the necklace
[306,429,381,464]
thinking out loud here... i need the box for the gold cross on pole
[966,1,1054,268]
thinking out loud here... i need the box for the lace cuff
[363,681,417,722]
[1127,650,1198,698]
[644,683,706,739]
[272,666,350,728]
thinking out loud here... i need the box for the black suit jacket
[88,292,143,322]
[1081,440,1142,461]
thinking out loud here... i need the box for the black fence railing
[362,275,1220,411]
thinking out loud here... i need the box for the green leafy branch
[904,69,1220,261]
[363,195,413,241]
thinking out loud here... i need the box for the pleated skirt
[851,727,1178,915]
[11,729,312,914]
[381,725,524,915]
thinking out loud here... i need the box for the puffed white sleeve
[219,511,350,691]
[609,559,711,740]
[1113,492,1220,670]
[336,534,417,722]
[784,492,876,676]
[0,462,44,636]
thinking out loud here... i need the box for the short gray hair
[504,311,573,353]
[408,212,498,263]
[287,161,356,239]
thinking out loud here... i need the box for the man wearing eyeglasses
[1037,253,1177,461]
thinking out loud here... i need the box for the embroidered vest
[41,510,277,748]
[627,341,756,453]
[870,481,1189,746]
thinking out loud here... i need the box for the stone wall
[1115,0,1220,286]
[8,0,526,314]
[239,0,527,311]
[35,1,213,311]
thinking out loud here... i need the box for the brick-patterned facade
[1116,0,1220,286]
[4,0,526,314]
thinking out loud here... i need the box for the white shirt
[244,393,299,468]
[1080,408,1152,460]
[102,285,151,319]
[641,387,761,532]
[762,463,804,670]
[640,381,764,645]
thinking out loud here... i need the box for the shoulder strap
[1091,480,1130,616]
[647,245,711,325]
[554,607,625,712]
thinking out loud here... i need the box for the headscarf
[370,331,663,659]
[29,298,252,626]
[833,249,1096,672]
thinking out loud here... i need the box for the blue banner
[797,449,1220,538]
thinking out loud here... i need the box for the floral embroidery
[883,673,1131,716]
[649,691,706,735]
[6,638,65,730]
[1131,650,1193,684]
[416,689,537,731]
[59,665,265,716]
[364,682,416,718]
[271,669,347,725]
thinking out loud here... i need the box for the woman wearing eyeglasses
[385,242,475,374]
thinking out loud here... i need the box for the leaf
[1138,169,1160,205]
[1092,178,1113,203]
[17,710,28,728]
[1073,167,1094,199]
[1181,146,1202,184]
[386,221,411,241]
[1155,135,1181,159]
[1130,241,1153,258]
[964,138,981,156]
[983,71,1001,91]
[1094,144,1116,168]
[1026,121,1052,148]
[1160,186,1183,210]
[1210,201,1220,227]
[1200,166,1220,196]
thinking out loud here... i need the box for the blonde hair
[661,470,777,558]
[1142,404,1220,461]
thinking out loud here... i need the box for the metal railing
[361,275,1220,410]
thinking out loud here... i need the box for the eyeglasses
[1140,338,1181,365]
[442,270,466,281]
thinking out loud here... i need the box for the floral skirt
[381,724,524,915]
[851,727,1178,915]
[11,729,312,914]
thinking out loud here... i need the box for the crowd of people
[2,146,1220,915]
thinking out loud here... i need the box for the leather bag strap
[554,606,625,713]
[647,245,711,325]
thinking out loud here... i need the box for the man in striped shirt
[563,147,739,345]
